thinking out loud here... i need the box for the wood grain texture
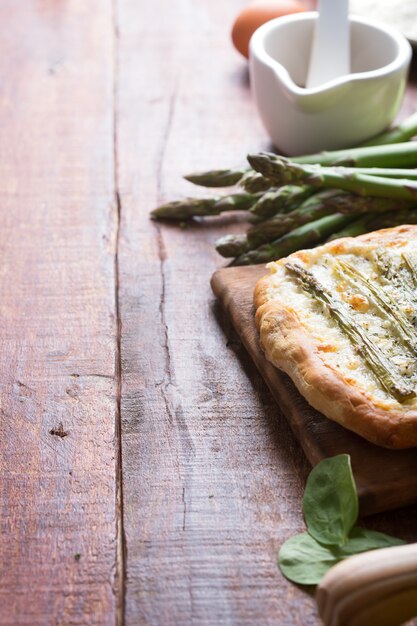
[115,1,417,625]
[211,264,417,516]
[0,2,120,624]
[115,0,321,624]
[3,0,417,624]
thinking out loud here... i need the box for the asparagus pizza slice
[255,225,417,449]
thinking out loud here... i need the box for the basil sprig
[278,454,405,585]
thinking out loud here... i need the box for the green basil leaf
[341,526,406,554]
[278,532,341,585]
[303,454,358,546]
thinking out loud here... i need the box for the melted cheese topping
[265,230,417,410]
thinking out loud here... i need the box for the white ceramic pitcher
[249,13,412,156]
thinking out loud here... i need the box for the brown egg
[232,0,306,58]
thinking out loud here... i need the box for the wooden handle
[316,543,417,626]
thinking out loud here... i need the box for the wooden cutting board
[211,264,417,516]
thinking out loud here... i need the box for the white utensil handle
[316,542,417,626]
[306,0,350,89]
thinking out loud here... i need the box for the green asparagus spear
[326,217,371,241]
[183,111,417,188]
[248,153,417,201]
[231,213,353,266]
[250,185,317,218]
[327,209,417,241]
[215,234,251,257]
[403,253,417,285]
[217,190,356,256]
[312,193,416,214]
[285,262,415,402]
[213,193,259,213]
[184,168,247,187]
[246,190,344,247]
[151,192,257,219]
[362,112,417,147]
[339,167,417,179]
[246,189,416,248]
[239,170,272,193]
[292,141,417,168]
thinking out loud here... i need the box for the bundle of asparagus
[151,112,417,265]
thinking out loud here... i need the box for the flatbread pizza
[255,225,417,448]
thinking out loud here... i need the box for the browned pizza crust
[254,225,417,449]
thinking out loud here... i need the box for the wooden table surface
[1,1,417,625]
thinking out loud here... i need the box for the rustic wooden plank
[211,264,417,516]
[0,2,120,624]
[116,1,316,624]
[116,0,417,624]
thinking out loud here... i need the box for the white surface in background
[350,0,417,44]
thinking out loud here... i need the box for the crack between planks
[154,83,196,561]
[154,80,178,424]
[152,65,196,621]
[112,1,126,624]
[154,225,196,457]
